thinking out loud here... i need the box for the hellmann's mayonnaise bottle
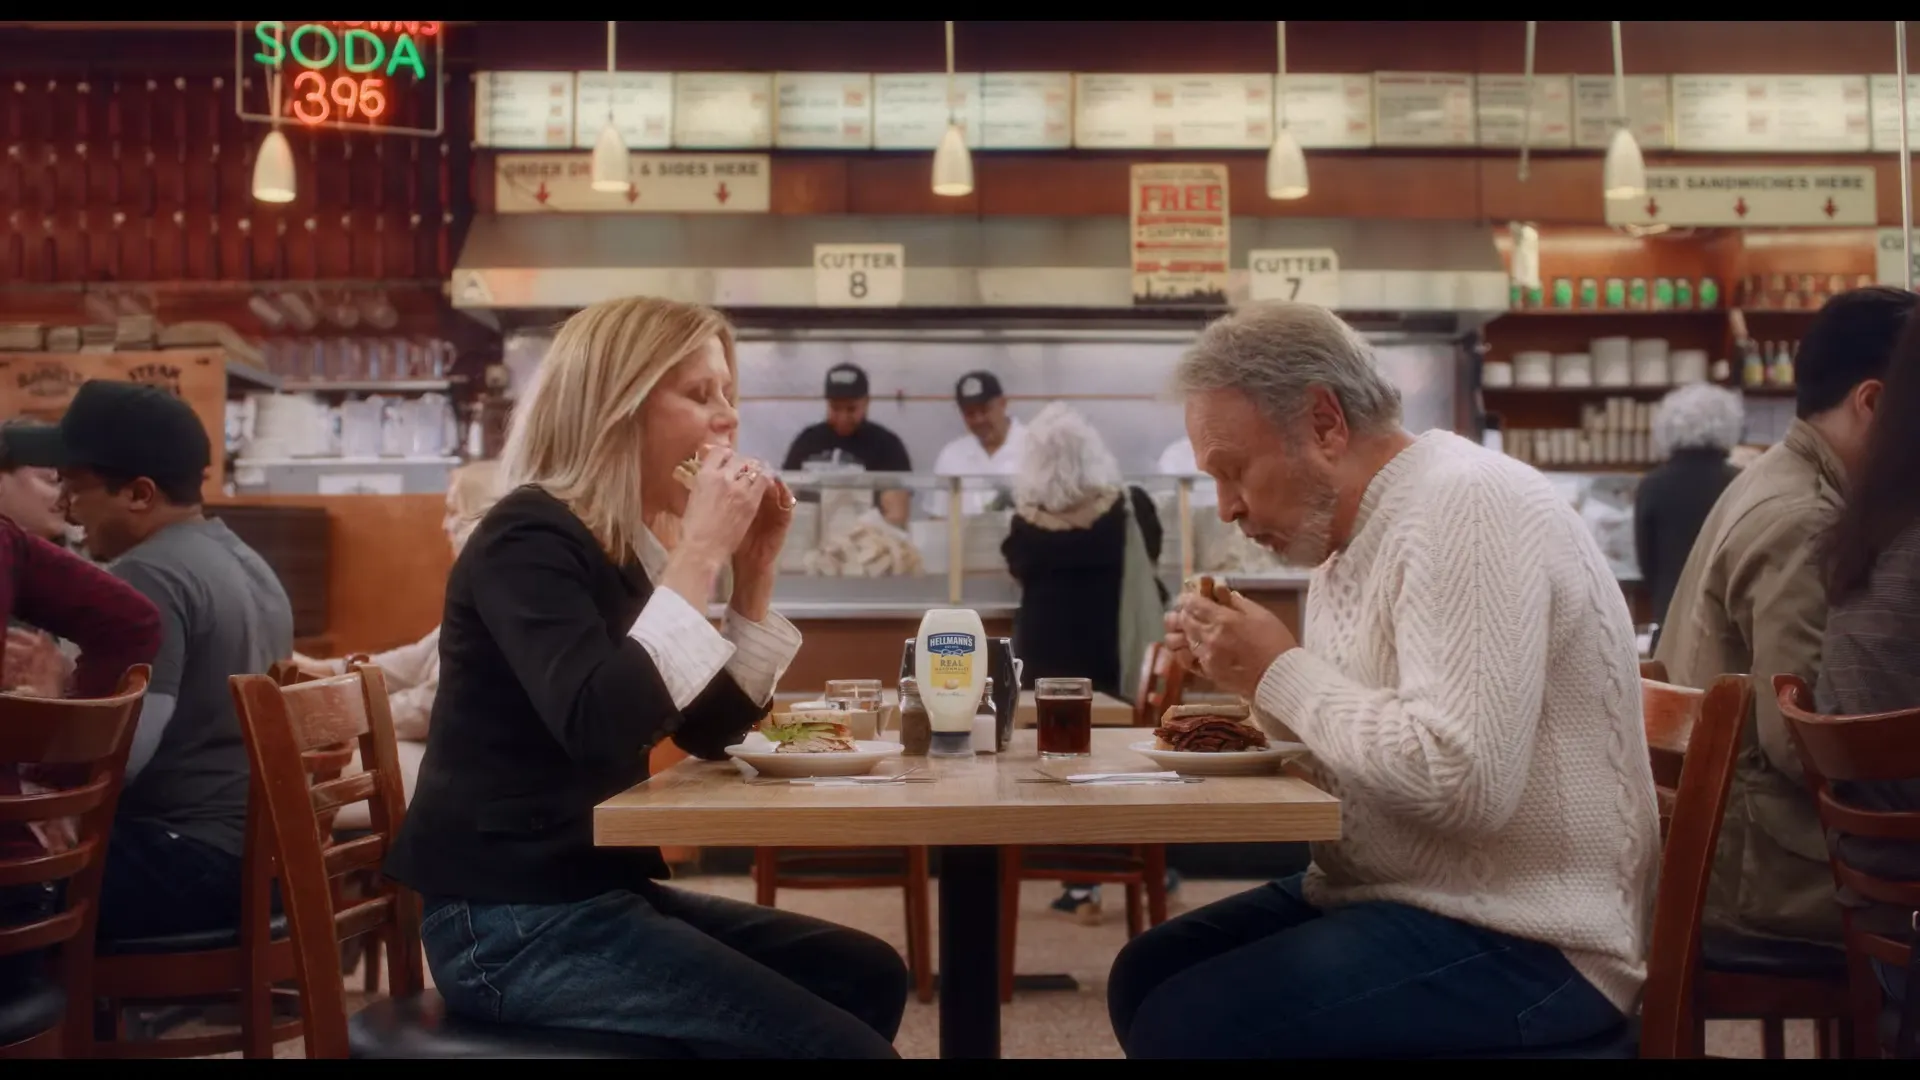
[913,608,987,758]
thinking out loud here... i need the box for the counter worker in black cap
[7,379,294,942]
[922,369,1028,518]
[780,362,914,528]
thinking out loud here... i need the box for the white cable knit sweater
[1256,430,1660,1013]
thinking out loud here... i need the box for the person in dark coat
[1635,383,1745,652]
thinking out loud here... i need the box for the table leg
[936,844,1001,1059]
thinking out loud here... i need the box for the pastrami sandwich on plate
[1153,703,1270,753]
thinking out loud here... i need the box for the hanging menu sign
[873,73,983,150]
[475,71,576,149]
[1671,75,1870,152]
[1129,162,1230,307]
[1475,74,1573,148]
[1572,75,1673,149]
[1868,76,1920,152]
[775,72,873,149]
[573,72,673,150]
[1372,72,1476,146]
[979,72,1072,149]
[1074,74,1271,149]
[673,72,774,149]
[1602,166,1876,228]
[1279,74,1373,148]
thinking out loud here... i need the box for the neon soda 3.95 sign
[233,21,445,137]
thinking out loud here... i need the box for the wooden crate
[0,349,228,505]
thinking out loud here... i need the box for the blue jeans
[419,883,908,1058]
[1108,872,1625,1058]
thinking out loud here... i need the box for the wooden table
[596,727,1340,1059]
[772,689,1139,727]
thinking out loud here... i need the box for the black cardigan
[384,486,767,904]
[1634,447,1740,646]
[1001,487,1163,700]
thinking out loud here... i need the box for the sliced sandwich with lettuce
[760,713,859,754]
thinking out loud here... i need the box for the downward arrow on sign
[1824,197,1837,218]
[715,182,731,205]
[626,184,639,204]
[1645,197,1659,218]
[1734,197,1749,218]
[535,182,550,204]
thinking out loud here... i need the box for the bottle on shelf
[1768,340,1796,388]
[1742,339,1768,389]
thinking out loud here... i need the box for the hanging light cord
[944,20,957,126]
[1276,21,1289,131]
[1611,21,1626,124]
[606,21,617,122]
[1900,22,1914,291]
[1519,21,1536,181]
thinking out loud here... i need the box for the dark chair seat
[1432,1017,1639,1059]
[348,992,693,1059]
[1700,928,1847,978]
[97,913,290,957]
[0,974,65,1047]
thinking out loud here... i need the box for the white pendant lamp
[1601,21,1646,201]
[251,127,296,203]
[1267,21,1307,200]
[590,21,630,192]
[931,20,973,197]
[251,27,296,204]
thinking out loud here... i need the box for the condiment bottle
[971,679,998,755]
[915,608,987,758]
[898,677,931,756]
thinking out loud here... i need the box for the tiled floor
[181,874,1812,1059]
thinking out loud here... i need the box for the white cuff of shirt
[627,586,737,712]
[627,588,804,711]
[720,606,803,707]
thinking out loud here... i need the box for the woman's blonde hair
[500,296,737,560]
[447,459,505,527]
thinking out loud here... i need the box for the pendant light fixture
[931,20,974,197]
[250,25,296,203]
[1266,21,1307,200]
[590,21,631,192]
[1601,21,1646,201]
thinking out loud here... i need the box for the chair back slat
[0,775,114,826]
[1638,674,1751,1059]
[229,663,424,1059]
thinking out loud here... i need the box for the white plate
[725,740,905,778]
[1128,738,1307,777]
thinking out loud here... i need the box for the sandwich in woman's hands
[1153,702,1271,753]
[760,713,859,754]
[672,455,702,491]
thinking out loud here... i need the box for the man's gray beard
[1260,470,1339,569]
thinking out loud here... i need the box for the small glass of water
[823,679,884,711]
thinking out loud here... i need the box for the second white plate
[1128,738,1307,776]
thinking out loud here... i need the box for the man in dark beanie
[1657,285,1916,951]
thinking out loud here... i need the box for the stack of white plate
[1591,337,1632,387]
[1555,353,1594,387]
[1669,349,1709,384]
[1514,350,1555,388]
[1631,339,1671,386]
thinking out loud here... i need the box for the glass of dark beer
[1035,677,1094,758]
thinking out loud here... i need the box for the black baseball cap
[7,380,210,488]
[955,370,1004,407]
[824,362,870,401]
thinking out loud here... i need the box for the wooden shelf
[278,379,461,393]
[1485,385,1681,396]
[1495,309,1727,318]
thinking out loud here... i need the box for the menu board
[1279,74,1374,148]
[979,72,1073,149]
[1475,74,1573,148]
[775,72,873,149]
[475,71,576,149]
[873,73,983,150]
[1372,72,1476,147]
[673,72,774,149]
[1572,75,1673,149]
[573,72,674,150]
[1671,74,1870,152]
[1869,75,1920,152]
[1074,73,1271,149]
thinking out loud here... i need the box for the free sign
[1248,248,1341,307]
[814,244,905,308]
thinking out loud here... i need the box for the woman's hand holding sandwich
[660,445,769,607]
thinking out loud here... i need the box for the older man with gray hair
[1107,302,1660,1058]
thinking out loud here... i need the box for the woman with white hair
[1635,383,1745,650]
[1002,401,1167,702]
[382,296,909,1057]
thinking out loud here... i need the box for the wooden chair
[1776,674,1920,1059]
[230,665,690,1058]
[998,643,1179,1004]
[752,847,933,1003]
[0,667,148,1059]
[1468,673,1750,1059]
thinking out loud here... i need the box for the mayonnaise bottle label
[925,632,976,692]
